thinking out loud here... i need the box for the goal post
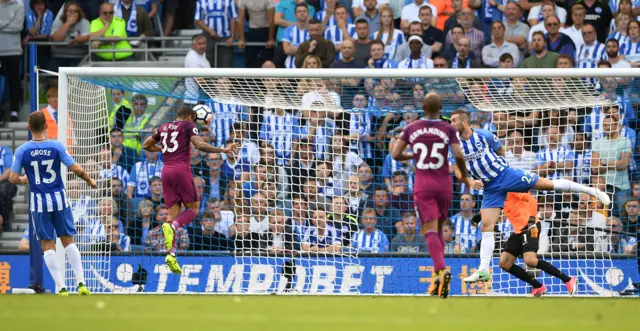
[56,67,640,296]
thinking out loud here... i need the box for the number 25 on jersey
[413,142,446,170]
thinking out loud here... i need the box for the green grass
[0,295,636,331]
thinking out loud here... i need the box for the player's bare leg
[522,252,577,296]
[162,204,183,274]
[463,207,499,283]
[534,177,610,206]
[41,239,68,295]
[60,236,89,295]
[423,218,450,298]
[499,251,547,297]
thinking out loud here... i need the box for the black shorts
[163,0,178,13]
[502,222,541,257]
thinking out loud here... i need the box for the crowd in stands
[0,0,639,260]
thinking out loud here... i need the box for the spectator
[316,0,340,29]
[580,193,609,252]
[383,136,415,192]
[290,195,310,239]
[89,2,133,61]
[534,126,574,179]
[391,211,426,253]
[161,0,177,36]
[315,161,335,198]
[441,24,466,61]
[348,95,374,164]
[561,4,586,50]
[49,1,91,70]
[448,37,482,68]
[26,0,54,42]
[289,139,316,194]
[607,216,637,254]
[554,209,595,252]
[65,181,95,232]
[190,211,229,251]
[110,129,138,172]
[230,214,255,250]
[332,39,365,70]
[302,108,336,162]
[505,131,536,172]
[145,205,189,252]
[281,4,310,68]
[259,108,300,166]
[207,151,233,201]
[263,209,299,253]
[0,144,15,232]
[397,35,434,70]
[324,4,356,51]
[606,38,631,68]
[444,7,484,57]
[127,150,163,199]
[400,0,437,34]
[208,85,249,147]
[389,170,414,212]
[331,134,371,196]
[527,1,558,43]
[633,182,640,200]
[592,115,632,216]
[418,6,443,53]
[442,221,458,253]
[623,199,639,236]
[259,144,289,200]
[352,208,389,252]
[109,88,133,132]
[301,209,342,252]
[528,0,567,26]
[621,20,640,66]
[545,15,576,58]
[450,193,478,253]
[482,21,520,67]
[119,94,151,154]
[112,0,152,38]
[369,186,401,236]
[608,11,631,45]
[355,0,382,35]
[274,0,315,43]
[0,0,24,123]
[107,216,131,252]
[127,199,154,246]
[358,165,376,198]
[40,87,59,139]
[194,0,237,68]
[520,31,560,68]
[503,1,529,61]
[97,148,130,184]
[444,0,484,36]
[346,174,369,214]
[353,18,372,64]
[249,192,270,235]
[574,0,612,43]
[372,7,405,60]
[394,22,433,63]
[149,176,164,210]
[555,54,574,69]
[572,132,593,185]
[237,0,276,68]
[184,34,210,102]
[112,177,134,222]
[329,196,359,246]
[576,24,608,68]
[295,18,336,68]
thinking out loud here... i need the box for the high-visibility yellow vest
[109,99,132,128]
[122,113,150,153]
[89,17,133,60]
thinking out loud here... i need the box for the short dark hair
[597,60,612,68]
[451,24,464,33]
[419,5,433,14]
[532,31,546,41]
[355,18,369,25]
[370,39,385,48]
[110,128,123,134]
[28,111,47,133]
[392,170,408,179]
[491,20,505,29]
[557,54,574,66]
[451,108,471,122]
[334,4,347,13]
[150,176,162,184]
[606,38,619,47]
[499,53,514,62]
[308,18,321,25]
[295,3,308,12]
[132,94,148,104]
[176,105,194,119]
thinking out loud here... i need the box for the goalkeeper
[498,192,577,297]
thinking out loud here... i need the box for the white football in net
[193,104,212,125]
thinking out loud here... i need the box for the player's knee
[523,255,538,268]
[60,236,74,247]
[40,239,55,252]
[499,256,513,270]
[480,221,495,232]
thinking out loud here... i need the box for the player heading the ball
[10,111,97,295]
[391,92,474,299]
[448,109,610,283]
[142,105,239,274]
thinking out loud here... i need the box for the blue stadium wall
[1,255,637,295]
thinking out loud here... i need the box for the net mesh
[56,69,640,295]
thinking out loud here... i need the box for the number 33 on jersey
[152,120,200,170]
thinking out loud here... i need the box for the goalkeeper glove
[526,217,539,238]
[471,214,482,229]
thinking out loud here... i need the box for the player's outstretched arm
[142,136,162,153]
[190,135,240,155]
[451,142,482,190]
[390,138,413,161]
[69,163,97,189]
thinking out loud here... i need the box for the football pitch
[0,295,636,331]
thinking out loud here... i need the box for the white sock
[552,179,596,196]
[43,250,65,290]
[11,111,17,117]
[65,243,86,285]
[479,232,495,272]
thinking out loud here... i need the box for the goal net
[55,67,639,296]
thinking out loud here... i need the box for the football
[193,104,212,125]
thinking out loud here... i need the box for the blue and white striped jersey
[608,31,630,46]
[302,225,341,248]
[299,119,336,161]
[324,24,357,46]
[371,29,405,59]
[0,146,13,174]
[127,160,164,197]
[100,164,130,185]
[208,100,247,147]
[450,213,479,253]
[535,146,574,180]
[11,140,74,213]
[572,149,592,184]
[194,0,238,38]
[609,0,640,14]
[575,42,608,69]
[620,39,640,60]
[352,229,389,253]
[282,25,310,68]
[497,218,514,240]
[451,129,508,184]
[348,111,373,159]
[259,111,300,165]
[316,10,352,28]
[382,154,414,192]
